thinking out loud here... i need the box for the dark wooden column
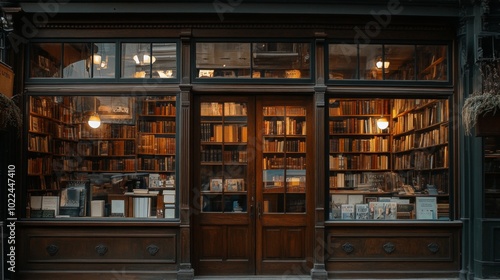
[178,28,194,280]
[311,32,328,280]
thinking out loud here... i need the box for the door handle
[257,202,262,219]
[250,204,254,218]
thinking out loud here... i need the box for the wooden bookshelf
[328,98,450,220]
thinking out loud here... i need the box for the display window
[26,94,178,219]
[327,97,451,221]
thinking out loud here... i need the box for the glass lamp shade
[377,117,389,130]
[376,59,390,69]
[133,54,156,65]
[88,113,101,128]
[93,54,102,65]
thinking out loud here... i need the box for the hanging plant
[462,61,500,135]
[0,93,22,135]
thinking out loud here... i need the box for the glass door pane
[200,102,248,213]
[262,105,307,213]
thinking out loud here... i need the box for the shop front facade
[1,1,499,279]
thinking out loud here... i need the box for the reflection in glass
[252,42,310,78]
[384,45,415,81]
[92,43,115,79]
[359,44,382,80]
[416,45,447,80]
[30,43,62,78]
[121,43,152,78]
[152,43,177,78]
[329,44,358,80]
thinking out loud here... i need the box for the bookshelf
[199,101,248,213]
[262,105,307,213]
[328,98,450,220]
[26,95,178,219]
[328,99,391,189]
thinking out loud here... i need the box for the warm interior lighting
[377,117,389,130]
[88,113,101,128]
[376,57,390,69]
[93,54,102,65]
[133,54,156,65]
[88,97,101,129]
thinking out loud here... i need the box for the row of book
[30,96,74,124]
[78,140,136,156]
[80,124,137,139]
[200,102,248,116]
[329,118,386,134]
[28,134,51,153]
[138,156,175,172]
[263,106,306,116]
[329,154,389,170]
[415,126,448,148]
[263,156,306,170]
[263,118,306,136]
[329,99,391,116]
[138,120,176,133]
[329,136,390,153]
[142,102,176,116]
[200,123,248,143]
[138,135,176,154]
[80,159,136,172]
[263,139,306,153]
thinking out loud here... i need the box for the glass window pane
[27,95,178,219]
[416,45,448,81]
[62,43,91,79]
[152,43,177,78]
[359,44,382,80]
[30,43,62,78]
[328,98,450,221]
[329,44,358,80]
[252,42,310,79]
[384,45,415,81]
[121,43,153,78]
[92,43,115,79]
[196,42,251,78]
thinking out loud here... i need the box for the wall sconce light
[376,57,390,69]
[88,97,101,129]
[376,117,389,130]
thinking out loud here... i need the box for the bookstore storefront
[5,1,497,279]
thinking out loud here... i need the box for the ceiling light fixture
[88,97,101,129]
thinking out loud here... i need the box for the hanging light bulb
[377,117,389,130]
[88,97,101,129]
[88,112,101,128]
[376,57,390,69]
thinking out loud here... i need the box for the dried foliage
[462,61,500,135]
[0,93,22,134]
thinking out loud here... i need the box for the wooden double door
[192,95,314,276]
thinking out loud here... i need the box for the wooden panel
[200,226,224,259]
[227,226,249,260]
[17,223,180,278]
[284,227,305,259]
[263,228,282,259]
[325,222,461,278]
